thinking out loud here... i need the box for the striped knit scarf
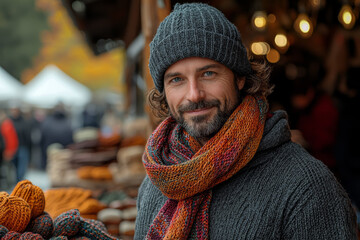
[143,95,268,239]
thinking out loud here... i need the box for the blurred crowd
[0,100,123,190]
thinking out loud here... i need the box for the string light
[252,11,267,31]
[266,48,280,63]
[338,5,356,29]
[274,33,288,48]
[294,14,313,38]
[251,42,270,55]
[268,14,276,24]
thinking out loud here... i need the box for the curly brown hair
[147,56,273,119]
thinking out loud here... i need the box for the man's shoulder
[257,141,347,202]
[267,141,336,181]
[235,140,341,196]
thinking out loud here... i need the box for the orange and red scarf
[143,95,268,239]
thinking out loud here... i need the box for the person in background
[8,104,32,182]
[288,61,339,174]
[82,101,105,128]
[40,102,73,170]
[0,108,18,189]
[134,3,357,239]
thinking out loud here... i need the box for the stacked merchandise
[0,180,119,239]
[96,191,138,239]
[46,121,148,190]
[44,187,138,239]
[44,187,106,220]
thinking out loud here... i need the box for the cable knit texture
[79,217,118,240]
[149,3,251,92]
[53,209,81,238]
[2,231,21,239]
[135,110,358,239]
[26,211,54,239]
[45,188,105,219]
[143,96,267,239]
[11,180,45,219]
[19,232,44,239]
[0,224,9,238]
[0,192,31,233]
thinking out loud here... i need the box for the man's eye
[203,71,215,77]
[170,77,182,83]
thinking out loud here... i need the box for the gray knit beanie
[149,2,252,92]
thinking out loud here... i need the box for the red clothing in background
[1,118,19,161]
[297,94,339,169]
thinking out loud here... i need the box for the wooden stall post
[141,0,171,129]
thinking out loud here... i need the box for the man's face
[164,57,245,143]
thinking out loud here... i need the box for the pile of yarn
[0,180,119,239]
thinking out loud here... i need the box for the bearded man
[134,3,357,239]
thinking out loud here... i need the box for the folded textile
[45,188,105,219]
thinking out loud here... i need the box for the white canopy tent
[0,67,24,101]
[23,65,92,108]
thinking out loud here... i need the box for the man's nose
[187,79,205,102]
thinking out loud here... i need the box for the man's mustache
[178,100,221,113]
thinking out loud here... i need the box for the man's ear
[236,76,246,90]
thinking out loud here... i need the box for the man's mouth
[178,100,220,115]
[185,107,213,116]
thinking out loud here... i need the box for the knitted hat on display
[0,225,9,238]
[0,192,31,233]
[79,217,118,240]
[82,218,108,233]
[25,212,54,239]
[10,180,46,219]
[2,231,21,239]
[149,3,252,92]
[53,209,81,238]
[19,232,44,239]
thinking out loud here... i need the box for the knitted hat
[2,231,21,239]
[79,217,118,240]
[49,237,68,240]
[19,232,44,239]
[0,225,9,238]
[149,3,252,92]
[53,209,81,238]
[10,180,45,219]
[0,192,31,233]
[25,212,54,239]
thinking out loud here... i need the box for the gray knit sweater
[134,111,357,239]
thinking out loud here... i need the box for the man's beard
[170,96,241,142]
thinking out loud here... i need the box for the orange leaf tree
[22,0,125,93]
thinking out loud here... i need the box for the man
[40,102,73,170]
[134,3,357,239]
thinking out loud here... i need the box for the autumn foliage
[22,0,125,92]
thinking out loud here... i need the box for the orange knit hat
[10,180,45,219]
[0,192,31,232]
